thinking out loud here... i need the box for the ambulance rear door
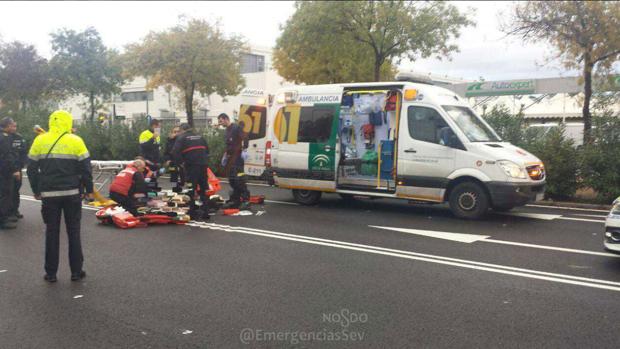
[238,90,270,178]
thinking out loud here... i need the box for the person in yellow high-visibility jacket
[27,110,93,283]
[139,119,161,172]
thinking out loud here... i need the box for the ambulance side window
[298,107,334,143]
[408,106,450,145]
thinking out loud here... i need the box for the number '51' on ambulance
[241,74,546,220]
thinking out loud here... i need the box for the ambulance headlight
[498,160,527,179]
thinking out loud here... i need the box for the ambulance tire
[449,181,489,220]
[292,189,322,205]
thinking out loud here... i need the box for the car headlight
[498,160,527,179]
[613,197,620,206]
[611,203,620,216]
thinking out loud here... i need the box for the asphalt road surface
[1,175,618,348]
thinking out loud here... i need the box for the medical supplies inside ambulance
[338,89,398,187]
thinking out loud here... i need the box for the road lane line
[21,195,100,211]
[571,213,609,218]
[370,225,619,258]
[189,222,620,292]
[483,239,618,258]
[500,212,562,220]
[526,204,609,213]
[264,200,299,206]
[557,217,605,224]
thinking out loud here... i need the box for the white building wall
[58,45,290,126]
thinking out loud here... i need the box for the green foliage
[203,128,226,175]
[50,27,124,121]
[124,18,246,126]
[0,106,51,145]
[525,126,578,200]
[482,104,526,146]
[505,1,620,144]
[273,1,395,84]
[0,41,51,109]
[75,119,147,160]
[580,116,620,203]
[275,0,473,82]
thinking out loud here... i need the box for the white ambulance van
[250,78,546,219]
[237,88,270,178]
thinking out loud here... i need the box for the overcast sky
[0,1,579,81]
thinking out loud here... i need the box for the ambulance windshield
[442,105,501,142]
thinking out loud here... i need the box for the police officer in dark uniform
[218,113,250,209]
[0,117,20,230]
[6,119,28,219]
[172,123,210,220]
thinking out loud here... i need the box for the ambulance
[244,76,546,219]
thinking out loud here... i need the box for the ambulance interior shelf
[338,89,399,189]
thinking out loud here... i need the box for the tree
[0,41,51,110]
[124,18,246,126]
[275,1,473,83]
[273,1,396,84]
[504,1,620,145]
[50,27,124,121]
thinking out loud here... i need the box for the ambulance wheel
[292,189,322,205]
[449,181,489,220]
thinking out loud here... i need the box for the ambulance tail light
[265,141,272,167]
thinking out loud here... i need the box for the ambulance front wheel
[448,181,489,220]
[292,189,322,205]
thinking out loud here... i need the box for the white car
[604,197,620,254]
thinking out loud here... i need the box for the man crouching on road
[27,110,93,283]
[109,159,148,215]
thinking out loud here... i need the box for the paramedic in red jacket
[109,159,148,215]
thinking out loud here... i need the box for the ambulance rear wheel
[292,189,322,205]
[449,182,489,220]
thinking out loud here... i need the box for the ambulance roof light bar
[276,91,298,104]
[395,72,435,85]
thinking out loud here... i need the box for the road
[1,177,618,348]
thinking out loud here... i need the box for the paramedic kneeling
[109,159,148,215]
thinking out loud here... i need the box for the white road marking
[182,330,193,335]
[526,204,609,213]
[572,213,609,218]
[501,212,563,220]
[557,217,605,224]
[188,222,620,292]
[73,295,84,299]
[265,199,299,206]
[0,270,7,273]
[21,195,100,211]
[370,226,489,243]
[370,225,618,258]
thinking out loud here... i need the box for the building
[59,45,290,126]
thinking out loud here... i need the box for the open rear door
[239,103,268,177]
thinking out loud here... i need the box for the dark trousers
[0,174,14,223]
[109,192,138,215]
[170,165,185,190]
[186,165,209,213]
[10,177,21,215]
[228,159,250,204]
[41,195,83,276]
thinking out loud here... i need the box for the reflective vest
[109,165,138,196]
